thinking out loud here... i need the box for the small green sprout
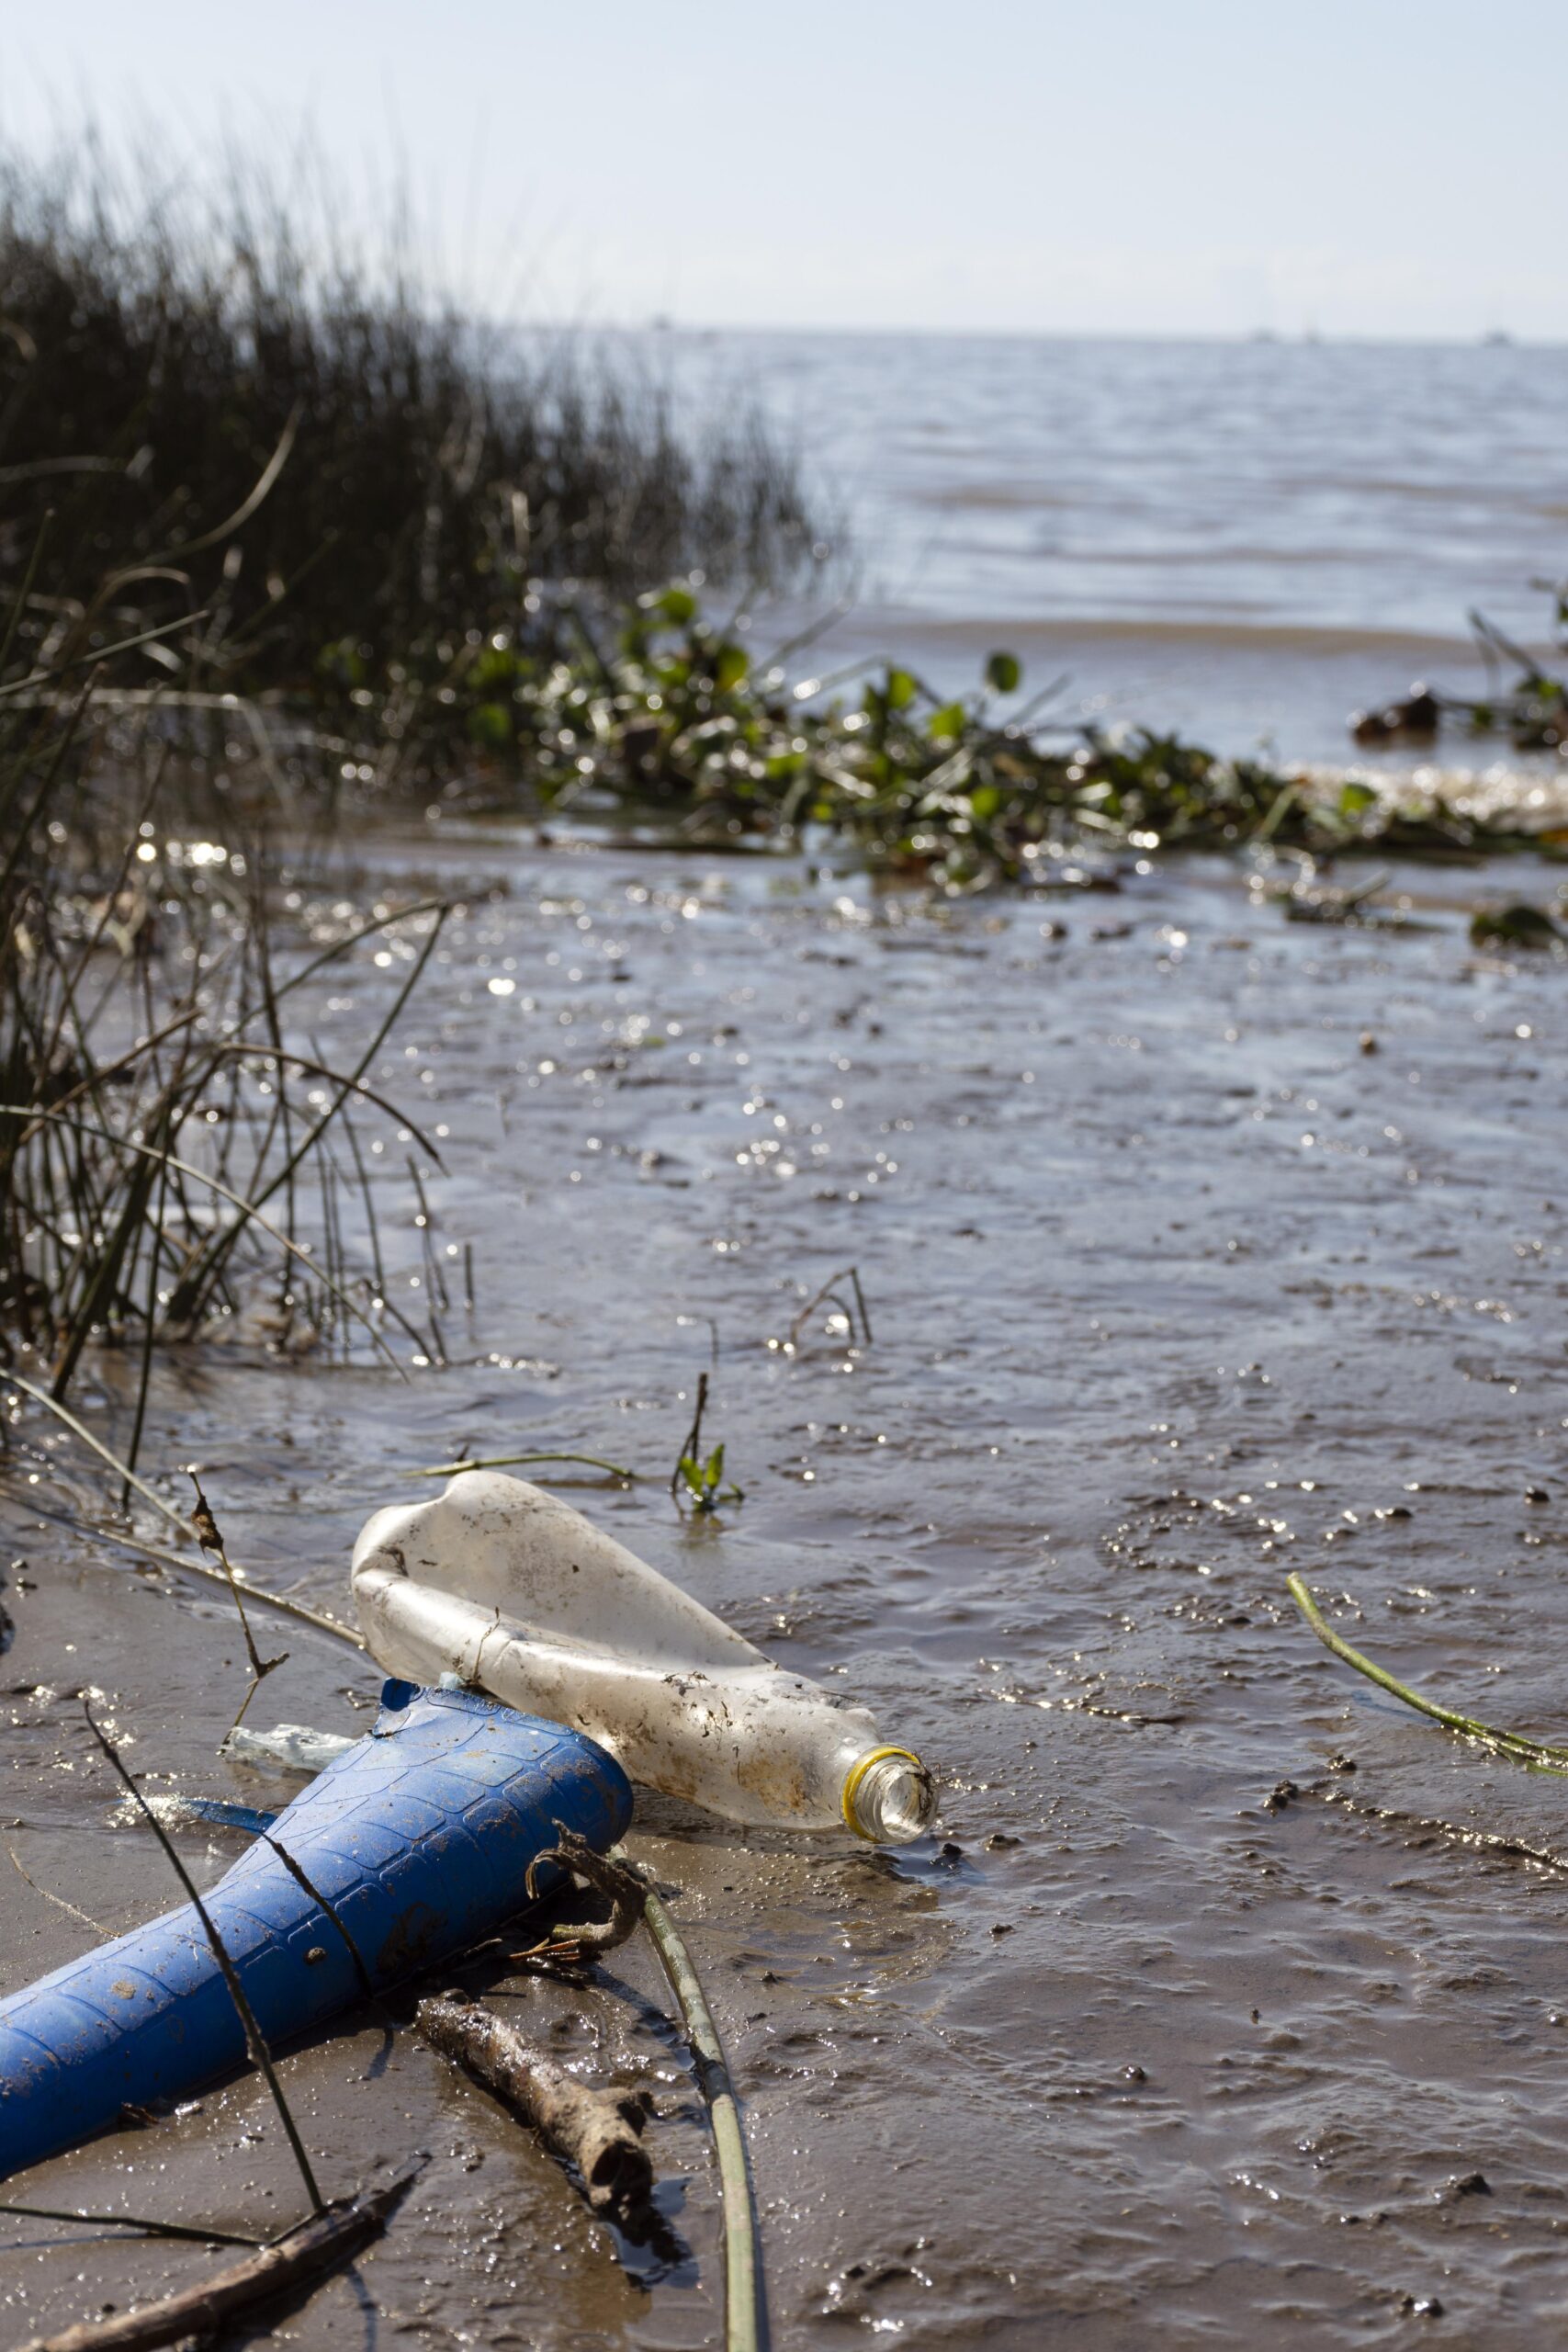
[677,1442,744,1517]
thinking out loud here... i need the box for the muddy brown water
[3,836,1566,2346]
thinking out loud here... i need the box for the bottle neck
[840,1745,936,1843]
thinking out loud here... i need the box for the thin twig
[8,1490,366,1649]
[189,1475,288,1730]
[10,2166,419,2352]
[412,1450,637,1483]
[6,1837,108,1934]
[256,1833,382,2015]
[788,1264,872,1350]
[0,2203,261,2249]
[80,1699,326,2216]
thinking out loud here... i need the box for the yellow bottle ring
[840,1745,926,1839]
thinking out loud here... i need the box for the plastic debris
[222,1722,357,1773]
[353,1471,936,1840]
[0,1682,631,2178]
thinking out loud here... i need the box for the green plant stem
[625,1858,762,2352]
[1285,1571,1568,1770]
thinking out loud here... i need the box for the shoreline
[6,831,1566,2347]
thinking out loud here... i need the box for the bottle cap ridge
[841,1745,936,1843]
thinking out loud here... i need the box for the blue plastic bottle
[0,1682,632,2179]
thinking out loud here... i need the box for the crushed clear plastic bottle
[351,1470,937,1842]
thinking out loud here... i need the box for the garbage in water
[0,1681,630,2180]
[222,1721,356,1772]
[417,1992,654,2211]
[352,1470,938,1840]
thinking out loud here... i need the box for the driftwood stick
[13,2168,418,2352]
[417,1994,652,2211]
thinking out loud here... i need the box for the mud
[3,834,1567,2345]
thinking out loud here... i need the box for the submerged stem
[626,1857,762,2352]
[1285,1571,1568,1771]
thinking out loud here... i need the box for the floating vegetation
[432,589,1568,891]
[1352,586,1568,761]
[1469,900,1563,949]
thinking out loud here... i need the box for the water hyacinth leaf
[985,650,1021,694]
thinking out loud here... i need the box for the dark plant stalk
[9,2168,419,2352]
[80,1699,326,2216]
[0,2203,261,2248]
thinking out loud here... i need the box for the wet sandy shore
[4,836,1567,2346]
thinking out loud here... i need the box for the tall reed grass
[0,590,450,1420]
[0,145,818,778]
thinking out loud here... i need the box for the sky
[5,0,1566,341]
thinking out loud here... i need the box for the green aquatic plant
[677,1442,744,1518]
[1286,1571,1568,1773]
[668,1370,744,1516]
[1469,901,1562,948]
[462,585,1556,888]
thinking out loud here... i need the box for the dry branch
[416,1995,652,2211]
[12,2169,417,2352]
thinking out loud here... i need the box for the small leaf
[1338,781,1377,818]
[705,1443,725,1487]
[928,701,966,741]
[886,667,917,711]
[713,643,749,694]
[985,650,1021,695]
[640,583,697,627]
